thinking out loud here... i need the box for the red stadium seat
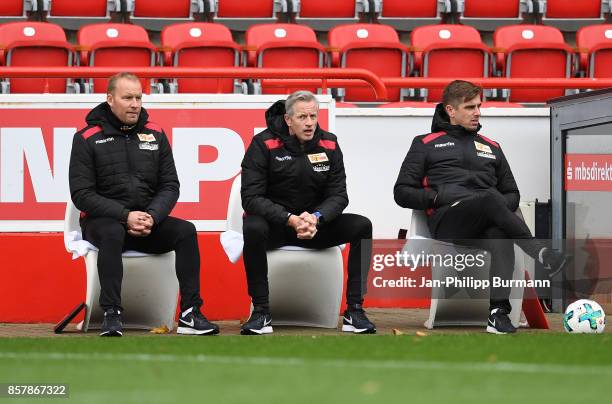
[46,0,115,30]
[295,0,369,30]
[493,24,572,102]
[0,22,74,93]
[463,0,520,17]
[0,0,25,18]
[130,0,203,30]
[460,1,525,31]
[378,0,444,30]
[134,0,191,17]
[546,0,602,18]
[78,23,157,93]
[543,0,609,31]
[217,0,274,17]
[49,0,108,16]
[213,0,285,30]
[411,24,490,102]
[577,24,612,78]
[378,101,437,107]
[382,0,438,17]
[245,23,324,94]
[161,22,241,93]
[298,0,356,17]
[328,24,408,102]
[378,101,523,108]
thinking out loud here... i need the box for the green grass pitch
[1,333,610,403]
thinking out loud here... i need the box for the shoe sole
[486,325,516,335]
[342,324,376,334]
[176,327,219,335]
[99,330,122,337]
[240,326,273,335]
[548,256,572,278]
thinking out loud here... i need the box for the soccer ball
[563,299,606,334]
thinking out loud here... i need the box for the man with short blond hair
[240,90,376,335]
[69,72,219,337]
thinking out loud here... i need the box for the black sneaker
[542,248,572,278]
[342,305,376,334]
[486,308,516,334]
[240,309,273,335]
[100,308,123,337]
[176,307,219,335]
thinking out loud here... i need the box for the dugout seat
[411,24,490,102]
[293,0,370,31]
[543,0,610,31]
[576,24,612,78]
[45,0,120,30]
[378,101,437,108]
[77,23,158,93]
[0,22,76,93]
[245,23,325,94]
[379,101,523,108]
[407,209,527,329]
[127,0,204,31]
[0,0,30,22]
[211,0,287,31]
[161,22,241,93]
[63,199,179,332]
[328,23,408,102]
[459,0,529,31]
[377,0,449,30]
[493,24,572,103]
[222,175,343,329]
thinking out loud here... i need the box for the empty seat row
[3,1,609,31]
[2,21,612,103]
[338,101,524,107]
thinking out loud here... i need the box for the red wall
[0,233,428,323]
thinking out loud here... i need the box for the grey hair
[285,90,319,116]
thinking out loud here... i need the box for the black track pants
[242,213,373,307]
[82,216,203,312]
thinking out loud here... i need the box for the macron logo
[275,155,292,161]
[95,137,114,144]
[434,142,455,148]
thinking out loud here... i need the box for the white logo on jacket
[434,142,455,148]
[95,137,114,144]
[476,151,496,160]
[275,155,292,161]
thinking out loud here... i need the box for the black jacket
[69,102,179,224]
[394,103,520,232]
[241,100,348,225]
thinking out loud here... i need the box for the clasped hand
[126,211,154,237]
[288,212,318,239]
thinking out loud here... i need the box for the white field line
[0,352,610,375]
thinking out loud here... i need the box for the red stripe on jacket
[318,139,337,150]
[477,134,500,148]
[144,121,163,133]
[264,139,284,149]
[422,131,446,144]
[80,126,102,140]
